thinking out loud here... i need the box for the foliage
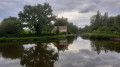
[82,11,120,38]
[114,15,120,26]
[0,16,23,34]
[54,17,68,26]
[54,17,79,34]
[0,3,79,37]
[18,3,55,34]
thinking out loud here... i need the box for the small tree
[0,16,23,34]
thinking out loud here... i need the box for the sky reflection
[0,36,120,67]
[55,37,120,67]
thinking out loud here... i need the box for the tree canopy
[18,3,55,34]
[54,17,79,34]
[81,11,120,34]
[54,17,68,26]
[0,16,23,34]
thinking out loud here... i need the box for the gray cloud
[0,0,120,27]
[79,4,97,13]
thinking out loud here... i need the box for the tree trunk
[35,26,40,35]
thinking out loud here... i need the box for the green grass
[81,33,120,39]
[0,34,74,42]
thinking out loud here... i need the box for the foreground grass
[0,34,74,42]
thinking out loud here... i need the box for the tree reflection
[0,36,77,67]
[67,36,77,44]
[20,43,58,67]
[0,45,24,59]
[90,40,120,54]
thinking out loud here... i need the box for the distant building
[53,26,67,32]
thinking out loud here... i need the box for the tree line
[81,11,120,35]
[0,3,79,37]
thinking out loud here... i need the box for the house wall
[53,26,67,32]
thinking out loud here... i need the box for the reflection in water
[0,45,24,59]
[0,36,76,67]
[0,36,120,67]
[21,43,58,67]
[90,40,120,54]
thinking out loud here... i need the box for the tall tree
[95,10,101,27]
[18,3,55,34]
[107,16,114,26]
[90,10,102,30]
[104,12,108,26]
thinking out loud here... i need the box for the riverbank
[0,34,75,42]
[81,33,120,40]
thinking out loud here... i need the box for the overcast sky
[0,0,120,27]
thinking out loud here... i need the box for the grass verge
[0,34,74,42]
[81,33,120,39]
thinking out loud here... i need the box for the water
[0,36,120,67]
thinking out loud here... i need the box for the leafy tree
[103,12,108,26]
[95,10,101,26]
[90,15,96,26]
[82,11,120,35]
[114,15,120,26]
[90,11,102,31]
[18,3,55,34]
[107,16,114,26]
[67,23,73,34]
[54,17,78,34]
[0,16,23,34]
[71,25,79,34]
[54,17,68,26]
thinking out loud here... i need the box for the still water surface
[0,36,120,67]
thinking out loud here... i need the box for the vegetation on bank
[82,33,120,39]
[0,34,74,42]
[0,3,79,39]
[81,11,120,39]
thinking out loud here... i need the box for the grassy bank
[0,34,74,42]
[81,33,120,39]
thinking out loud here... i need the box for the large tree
[0,16,23,34]
[18,3,55,34]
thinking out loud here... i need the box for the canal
[0,36,120,67]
